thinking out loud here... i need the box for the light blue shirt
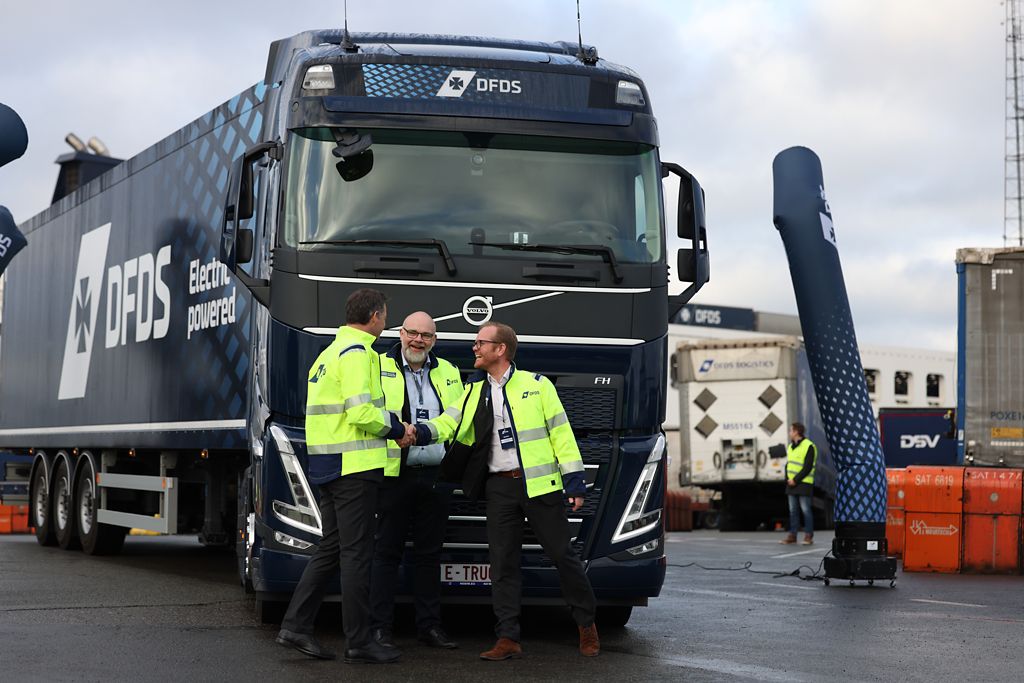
[403,352,446,466]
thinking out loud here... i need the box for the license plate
[441,562,491,585]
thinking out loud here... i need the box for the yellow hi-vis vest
[786,438,816,485]
[379,349,464,476]
[305,326,396,481]
[423,367,585,498]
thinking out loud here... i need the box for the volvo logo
[462,295,493,326]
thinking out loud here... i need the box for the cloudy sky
[0,1,1006,350]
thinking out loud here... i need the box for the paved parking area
[1,530,1022,681]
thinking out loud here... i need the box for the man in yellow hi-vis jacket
[411,321,600,660]
[276,289,408,666]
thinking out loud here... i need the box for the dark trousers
[485,476,596,642]
[281,471,381,648]
[370,465,452,633]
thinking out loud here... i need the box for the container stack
[887,465,1024,574]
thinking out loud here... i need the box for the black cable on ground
[667,552,831,582]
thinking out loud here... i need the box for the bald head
[399,311,437,369]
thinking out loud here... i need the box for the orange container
[886,469,908,558]
[11,504,29,533]
[886,468,908,509]
[962,514,1020,573]
[903,511,962,573]
[904,466,964,514]
[963,468,1023,514]
[960,468,1022,573]
[886,508,906,557]
[0,505,11,534]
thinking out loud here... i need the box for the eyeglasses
[472,339,502,348]
[401,327,436,341]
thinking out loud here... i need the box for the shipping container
[879,408,958,468]
[956,247,1024,467]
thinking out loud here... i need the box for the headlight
[270,425,322,537]
[302,64,335,90]
[612,434,664,544]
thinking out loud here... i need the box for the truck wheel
[701,510,720,530]
[31,462,56,546]
[75,456,126,556]
[595,606,633,629]
[52,458,80,548]
[53,458,81,550]
[255,597,287,624]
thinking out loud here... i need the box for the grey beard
[404,348,428,365]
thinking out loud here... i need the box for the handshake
[396,422,419,449]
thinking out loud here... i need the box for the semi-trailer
[0,30,709,624]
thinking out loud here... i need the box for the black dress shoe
[372,627,397,648]
[418,626,458,649]
[275,628,337,660]
[344,641,401,664]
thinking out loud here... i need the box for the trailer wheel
[53,457,80,550]
[75,456,126,556]
[595,606,633,629]
[30,461,56,546]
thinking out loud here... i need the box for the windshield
[283,128,663,264]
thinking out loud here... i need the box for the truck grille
[438,433,613,563]
[557,388,617,430]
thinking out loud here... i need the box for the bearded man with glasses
[410,321,599,660]
[370,311,464,652]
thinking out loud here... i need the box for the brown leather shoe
[802,534,814,545]
[480,637,522,661]
[779,533,797,545]
[579,623,600,657]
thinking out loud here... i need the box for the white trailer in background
[671,336,835,531]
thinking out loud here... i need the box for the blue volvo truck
[0,31,709,625]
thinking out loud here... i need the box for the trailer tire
[701,509,720,530]
[75,456,126,556]
[53,457,81,550]
[31,459,57,546]
[596,606,633,629]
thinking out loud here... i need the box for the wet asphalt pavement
[1,529,1023,681]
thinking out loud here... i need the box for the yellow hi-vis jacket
[379,345,464,477]
[421,366,585,499]
[305,326,402,483]
[786,438,816,485]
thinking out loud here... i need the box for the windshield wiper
[474,242,622,283]
[300,239,457,276]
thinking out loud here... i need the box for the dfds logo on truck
[58,223,172,400]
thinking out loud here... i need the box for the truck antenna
[340,0,359,53]
[575,0,598,65]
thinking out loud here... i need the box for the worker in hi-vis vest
[277,288,408,666]
[409,321,600,660]
[369,311,463,652]
[781,421,817,546]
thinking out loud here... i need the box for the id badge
[416,408,430,421]
[498,427,515,450]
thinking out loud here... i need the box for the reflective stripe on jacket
[305,326,396,481]
[426,366,584,498]
[786,438,816,485]
[379,346,464,476]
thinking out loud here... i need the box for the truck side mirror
[237,228,254,265]
[662,162,710,313]
[221,141,279,307]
